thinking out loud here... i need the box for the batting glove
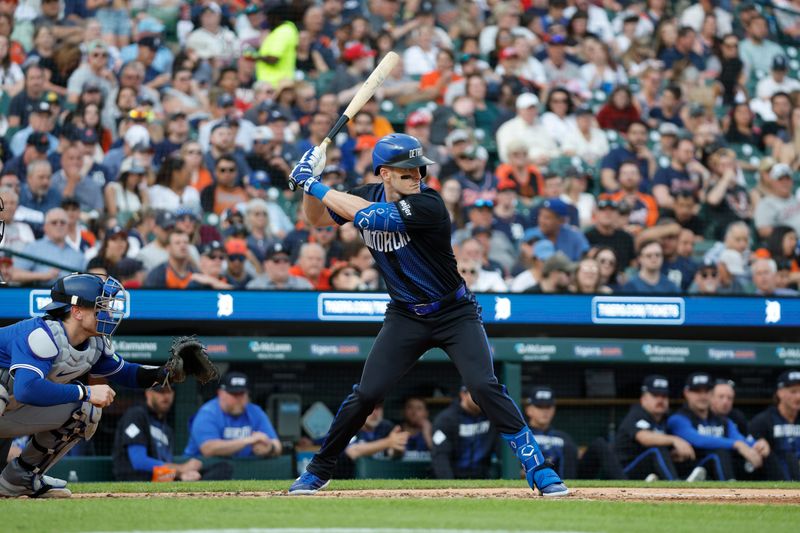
[290,160,314,188]
[300,147,327,176]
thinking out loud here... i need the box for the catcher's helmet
[372,133,435,177]
[42,274,127,336]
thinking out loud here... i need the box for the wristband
[306,179,331,201]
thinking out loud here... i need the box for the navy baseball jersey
[112,405,174,481]
[330,183,461,304]
[615,404,668,465]
[749,406,800,459]
[531,427,577,477]
[431,402,497,479]
[184,398,278,458]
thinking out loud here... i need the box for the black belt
[404,285,468,316]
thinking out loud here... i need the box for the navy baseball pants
[307,296,526,479]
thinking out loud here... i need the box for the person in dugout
[748,369,800,480]
[524,386,578,479]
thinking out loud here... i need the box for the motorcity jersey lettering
[361,228,411,252]
[458,421,491,438]
[696,423,725,437]
[223,426,253,439]
[150,425,170,447]
[773,424,800,438]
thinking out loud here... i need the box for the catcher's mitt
[163,336,220,386]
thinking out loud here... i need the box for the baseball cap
[527,386,556,407]
[770,163,793,180]
[32,101,51,115]
[106,225,127,239]
[200,241,225,256]
[219,371,249,393]
[516,92,540,110]
[201,1,222,14]
[225,238,248,256]
[78,128,98,145]
[26,132,50,153]
[253,126,275,143]
[542,252,575,277]
[83,80,102,93]
[266,242,290,260]
[406,109,432,128]
[445,129,471,147]
[658,122,680,137]
[641,375,670,395]
[247,170,271,188]
[266,109,289,123]
[471,225,492,237]
[685,372,712,391]
[773,55,788,70]
[86,40,107,54]
[342,42,377,62]
[138,35,161,50]
[355,134,378,152]
[124,125,151,149]
[532,239,556,261]
[472,198,494,209]
[137,17,166,35]
[109,257,144,279]
[540,198,570,218]
[321,165,345,177]
[550,34,567,45]
[777,369,800,389]
[155,210,176,229]
[175,206,199,221]
[575,104,593,116]
[217,93,235,108]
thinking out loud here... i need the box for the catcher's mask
[43,274,127,336]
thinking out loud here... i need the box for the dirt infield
[72,487,800,504]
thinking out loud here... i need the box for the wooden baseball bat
[288,51,400,191]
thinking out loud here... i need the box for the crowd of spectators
[2,1,800,296]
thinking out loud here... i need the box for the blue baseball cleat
[539,481,570,498]
[288,471,330,495]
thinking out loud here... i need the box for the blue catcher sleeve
[13,367,82,406]
[127,444,165,472]
[667,414,739,450]
[354,202,407,232]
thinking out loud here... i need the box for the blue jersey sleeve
[128,444,164,472]
[250,405,278,440]
[187,404,223,452]
[90,343,140,388]
[667,414,739,450]
[14,368,82,406]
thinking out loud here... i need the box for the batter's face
[381,166,422,196]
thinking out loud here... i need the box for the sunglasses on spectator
[218,167,237,173]
[228,254,246,262]
[340,270,359,277]
[460,268,477,275]
[208,254,226,261]
[473,199,494,209]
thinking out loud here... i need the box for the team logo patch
[398,200,412,217]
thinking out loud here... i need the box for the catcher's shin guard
[19,401,101,475]
[502,427,568,495]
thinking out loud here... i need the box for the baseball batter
[287,133,569,497]
[0,273,184,497]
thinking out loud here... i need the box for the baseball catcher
[0,273,219,498]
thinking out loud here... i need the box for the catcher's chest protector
[44,320,105,384]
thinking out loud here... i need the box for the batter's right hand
[88,384,116,407]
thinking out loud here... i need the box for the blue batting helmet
[372,133,435,177]
[42,274,127,336]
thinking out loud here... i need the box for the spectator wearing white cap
[103,124,151,182]
[495,93,559,165]
[754,163,800,238]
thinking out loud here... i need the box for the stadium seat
[355,457,432,479]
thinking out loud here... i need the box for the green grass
[4,480,799,533]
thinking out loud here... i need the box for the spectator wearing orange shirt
[605,161,659,233]
[289,242,331,290]
[200,155,249,216]
[419,49,462,105]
